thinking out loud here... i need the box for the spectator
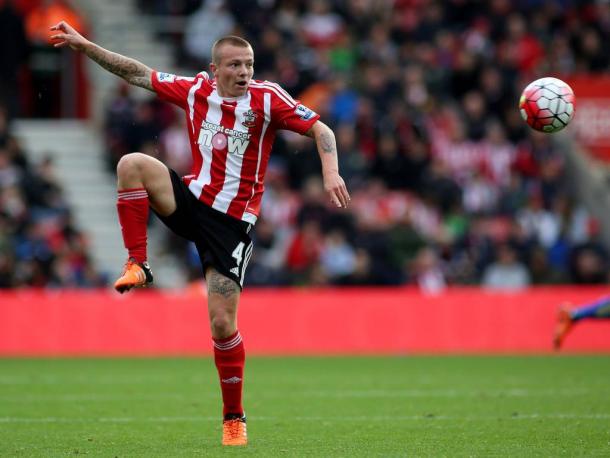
[300,0,344,49]
[320,229,356,281]
[246,217,289,287]
[568,220,609,284]
[370,132,407,190]
[183,0,236,69]
[410,246,447,294]
[334,248,375,286]
[159,111,192,176]
[482,243,531,290]
[285,219,324,284]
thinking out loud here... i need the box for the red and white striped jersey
[151,70,320,224]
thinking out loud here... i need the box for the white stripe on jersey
[264,81,298,105]
[243,92,271,223]
[242,212,257,225]
[249,82,296,108]
[211,92,252,213]
[187,78,204,137]
[189,90,223,199]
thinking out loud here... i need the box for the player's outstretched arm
[305,121,351,208]
[50,21,153,91]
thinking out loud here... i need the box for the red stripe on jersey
[200,101,237,207]
[226,93,265,219]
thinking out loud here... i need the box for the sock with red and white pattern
[117,188,149,263]
[213,330,245,417]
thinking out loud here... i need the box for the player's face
[211,44,254,98]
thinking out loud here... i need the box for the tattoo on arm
[207,270,240,298]
[128,75,154,90]
[320,132,336,154]
[305,123,336,154]
[85,44,153,91]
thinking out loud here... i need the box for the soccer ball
[519,77,575,133]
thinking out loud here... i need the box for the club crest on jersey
[157,72,176,83]
[242,110,258,128]
[294,104,316,121]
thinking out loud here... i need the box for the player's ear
[210,62,217,76]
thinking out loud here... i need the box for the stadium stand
[3,0,610,289]
[0,104,105,287]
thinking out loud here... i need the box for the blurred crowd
[0,104,104,288]
[4,0,610,290]
[120,0,610,290]
[0,0,99,288]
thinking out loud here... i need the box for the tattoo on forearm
[320,132,336,154]
[86,45,153,90]
[207,270,240,298]
[129,76,153,89]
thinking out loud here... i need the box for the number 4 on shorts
[232,242,245,266]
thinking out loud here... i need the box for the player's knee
[210,313,236,338]
[116,152,146,179]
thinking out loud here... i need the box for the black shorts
[154,169,253,289]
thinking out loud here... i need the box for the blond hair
[211,36,253,64]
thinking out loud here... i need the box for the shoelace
[120,260,136,275]
[119,261,147,284]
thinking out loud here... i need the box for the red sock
[117,188,149,263]
[213,330,245,417]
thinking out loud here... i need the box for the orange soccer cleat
[222,414,247,446]
[553,304,573,350]
[113,258,153,293]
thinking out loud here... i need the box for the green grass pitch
[1,356,609,457]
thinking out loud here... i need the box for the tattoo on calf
[207,270,239,298]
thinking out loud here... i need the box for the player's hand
[50,21,89,51]
[323,172,350,208]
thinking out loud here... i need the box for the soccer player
[553,297,610,350]
[50,21,350,446]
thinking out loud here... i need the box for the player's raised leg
[206,267,247,446]
[114,152,176,293]
[554,296,610,349]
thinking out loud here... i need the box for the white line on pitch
[0,414,609,424]
[0,393,216,402]
[298,388,592,398]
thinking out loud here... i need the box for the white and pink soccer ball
[519,77,575,133]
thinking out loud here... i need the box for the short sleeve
[268,82,320,134]
[151,71,209,109]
